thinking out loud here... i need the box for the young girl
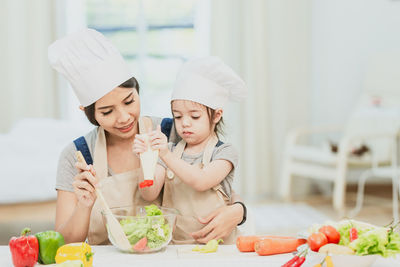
[133,57,247,244]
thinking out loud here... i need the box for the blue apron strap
[73,136,93,165]
[216,140,224,147]
[161,118,173,140]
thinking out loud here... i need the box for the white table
[1,245,400,267]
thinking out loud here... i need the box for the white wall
[310,0,400,126]
[0,0,58,133]
[209,0,313,199]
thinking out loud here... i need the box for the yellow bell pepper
[56,260,84,267]
[325,255,334,267]
[55,243,93,267]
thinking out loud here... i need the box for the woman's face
[94,87,140,140]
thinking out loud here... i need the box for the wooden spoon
[75,151,132,251]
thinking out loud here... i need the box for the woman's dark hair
[84,77,139,126]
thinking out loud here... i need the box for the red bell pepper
[9,228,39,267]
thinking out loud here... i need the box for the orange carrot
[236,235,298,252]
[254,238,306,256]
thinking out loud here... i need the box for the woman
[49,28,246,245]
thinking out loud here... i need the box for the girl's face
[94,87,140,140]
[172,100,215,145]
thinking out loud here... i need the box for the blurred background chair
[350,133,400,223]
[280,53,400,214]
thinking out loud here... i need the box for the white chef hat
[171,56,247,110]
[48,28,133,107]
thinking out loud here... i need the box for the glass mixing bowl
[102,205,178,253]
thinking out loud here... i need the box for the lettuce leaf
[349,227,388,256]
[145,204,162,216]
[119,205,171,250]
[385,230,400,257]
[337,220,374,246]
[345,224,400,257]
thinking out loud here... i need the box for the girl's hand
[133,134,148,157]
[148,125,169,157]
[72,162,98,208]
[190,204,244,243]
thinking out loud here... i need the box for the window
[84,0,210,118]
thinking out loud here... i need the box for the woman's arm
[190,190,245,243]
[231,189,243,203]
[55,191,92,243]
[55,162,97,243]
[190,202,244,243]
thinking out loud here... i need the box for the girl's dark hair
[84,77,139,126]
[171,101,224,138]
[206,107,224,138]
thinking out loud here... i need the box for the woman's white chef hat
[48,28,133,107]
[171,56,247,109]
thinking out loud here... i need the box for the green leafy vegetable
[145,204,163,216]
[192,239,223,253]
[337,220,373,246]
[336,220,400,257]
[120,205,171,250]
[349,227,388,256]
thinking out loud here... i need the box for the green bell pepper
[35,230,65,264]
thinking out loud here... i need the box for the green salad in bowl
[102,204,178,253]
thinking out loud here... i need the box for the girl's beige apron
[162,135,237,244]
[87,117,160,245]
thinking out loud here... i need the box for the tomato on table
[307,232,328,252]
[318,225,340,244]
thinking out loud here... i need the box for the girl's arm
[148,126,233,192]
[161,151,232,192]
[147,126,233,192]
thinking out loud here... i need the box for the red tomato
[350,227,358,242]
[307,232,328,252]
[319,225,341,244]
[133,237,148,251]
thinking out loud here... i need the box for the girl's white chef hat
[171,56,247,109]
[48,28,132,107]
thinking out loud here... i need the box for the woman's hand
[191,204,244,243]
[72,162,98,208]
[148,125,169,157]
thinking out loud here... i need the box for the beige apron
[87,117,161,245]
[162,135,237,244]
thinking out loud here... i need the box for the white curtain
[209,0,312,200]
[0,0,59,133]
